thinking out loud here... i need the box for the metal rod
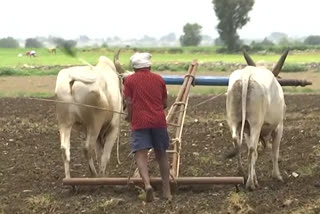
[161,75,312,87]
[277,79,312,86]
[63,177,244,186]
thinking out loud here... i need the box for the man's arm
[124,97,132,122]
[162,81,168,109]
[163,97,168,109]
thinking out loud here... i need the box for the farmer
[123,52,172,202]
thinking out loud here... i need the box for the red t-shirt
[124,68,167,131]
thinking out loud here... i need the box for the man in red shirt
[124,52,171,202]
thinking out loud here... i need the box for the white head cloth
[130,52,152,69]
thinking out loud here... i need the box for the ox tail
[240,70,251,147]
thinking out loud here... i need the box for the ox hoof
[245,180,257,191]
[272,172,283,182]
[246,184,256,191]
[276,176,284,182]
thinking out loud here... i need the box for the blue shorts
[131,128,169,152]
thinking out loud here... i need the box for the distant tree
[25,38,43,48]
[260,38,274,46]
[0,37,19,48]
[140,35,156,43]
[79,35,90,43]
[52,37,77,56]
[304,35,320,45]
[52,37,77,48]
[160,33,177,42]
[201,35,214,46]
[101,42,108,48]
[267,32,288,44]
[212,0,254,51]
[214,37,224,46]
[180,23,202,46]
[278,37,290,46]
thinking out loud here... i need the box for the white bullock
[55,55,123,178]
[226,51,288,190]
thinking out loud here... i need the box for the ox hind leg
[59,125,72,179]
[99,125,119,176]
[271,123,283,182]
[246,124,261,190]
[228,125,245,177]
[84,127,100,177]
[57,104,74,179]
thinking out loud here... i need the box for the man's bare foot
[162,184,172,201]
[145,187,154,202]
[163,194,172,202]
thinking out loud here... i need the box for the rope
[191,93,224,109]
[25,97,127,115]
[167,93,224,116]
[21,92,223,117]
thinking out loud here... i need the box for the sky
[1,0,320,40]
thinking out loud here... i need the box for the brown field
[0,92,319,213]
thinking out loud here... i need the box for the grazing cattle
[48,47,56,54]
[226,50,288,190]
[55,55,124,178]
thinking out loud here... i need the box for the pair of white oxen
[55,50,288,191]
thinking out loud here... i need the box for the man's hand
[125,114,131,122]
[124,98,132,122]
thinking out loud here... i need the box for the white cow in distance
[55,55,123,178]
[226,50,288,190]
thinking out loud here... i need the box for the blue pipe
[162,75,229,86]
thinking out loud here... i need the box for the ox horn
[243,49,256,66]
[272,50,289,77]
[114,49,126,74]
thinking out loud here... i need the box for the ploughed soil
[0,94,319,214]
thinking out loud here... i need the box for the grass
[225,192,254,214]
[94,198,124,212]
[0,47,317,97]
[0,47,319,68]
[297,163,317,177]
[25,194,56,213]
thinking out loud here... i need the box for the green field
[0,47,319,68]
[0,47,318,97]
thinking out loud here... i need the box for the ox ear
[114,49,126,74]
[243,49,256,66]
[272,50,289,77]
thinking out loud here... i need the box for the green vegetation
[0,46,318,97]
[25,38,43,48]
[0,47,318,71]
[0,37,19,48]
[180,23,202,46]
[25,194,57,213]
[213,0,254,51]
[304,35,320,45]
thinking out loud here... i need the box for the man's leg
[154,149,172,199]
[135,149,153,202]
